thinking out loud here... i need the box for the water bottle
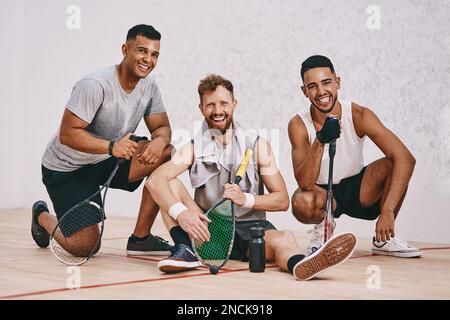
[249,226,265,272]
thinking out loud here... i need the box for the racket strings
[195,201,234,262]
[50,201,104,265]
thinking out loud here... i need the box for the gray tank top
[190,121,266,221]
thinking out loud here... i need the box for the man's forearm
[381,156,415,214]
[252,191,289,212]
[60,128,109,154]
[150,126,171,146]
[295,139,324,190]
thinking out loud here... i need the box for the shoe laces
[152,235,169,245]
[373,237,415,251]
[169,244,182,256]
[307,223,324,242]
[388,237,411,248]
[307,220,336,245]
[169,243,192,256]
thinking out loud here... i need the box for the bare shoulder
[351,102,385,137]
[351,102,380,121]
[350,102,366,119]
[288,114,308,143]
[288,114,306,132]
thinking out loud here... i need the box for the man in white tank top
[146,74,357,280]
[288,55,421,258]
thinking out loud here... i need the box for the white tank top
[298,100,365,184]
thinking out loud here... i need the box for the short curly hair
[198,74,234,103]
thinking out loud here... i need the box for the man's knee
[136,141,174,163]
[136,140,148,154]
[369,157,393,179]
[66,227,101,257]
[70,242,100,257]
[380,157,393,174]
[162,144,175,163]
[279,230,297,246]
[139,144,175,184]
[267,230,297,248]
[291,190,316,223]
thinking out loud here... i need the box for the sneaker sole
[158,260,202,273]
[372,249,422,258]
[306,246,320,257]
[127,250,171,256]
[294,233,357,281]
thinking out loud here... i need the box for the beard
[205,113,233,135]
[311,94,338,114]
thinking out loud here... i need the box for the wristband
[168,202,188,220]
[243,193,255,209]
[108,140,115,156]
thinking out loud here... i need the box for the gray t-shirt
[42,65,166,171]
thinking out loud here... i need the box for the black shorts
[42,157,144,226]
[317,166,381,221]
[229,220,276,261]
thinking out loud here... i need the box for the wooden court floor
[0,209,449,300]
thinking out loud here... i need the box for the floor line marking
[2,246,448,300]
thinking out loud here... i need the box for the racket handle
[329,139,336,158]
[117,135,149,164]
[130,135,149,142]
[235,149,253,183]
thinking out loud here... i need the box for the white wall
[1,0,449,244]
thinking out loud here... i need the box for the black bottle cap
[250,226,265,237]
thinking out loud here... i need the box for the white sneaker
[306,219,336,256]
[372,237,422,258]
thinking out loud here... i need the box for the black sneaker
[126,234,173,256]
[31,201,50,248]
[157,244,202,273]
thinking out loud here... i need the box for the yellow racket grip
[236,149,253,181]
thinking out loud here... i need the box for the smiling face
[301,67,341,114]
[121,35,160,79]
[199,85,236,134]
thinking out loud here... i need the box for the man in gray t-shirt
[31,24,174,258]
